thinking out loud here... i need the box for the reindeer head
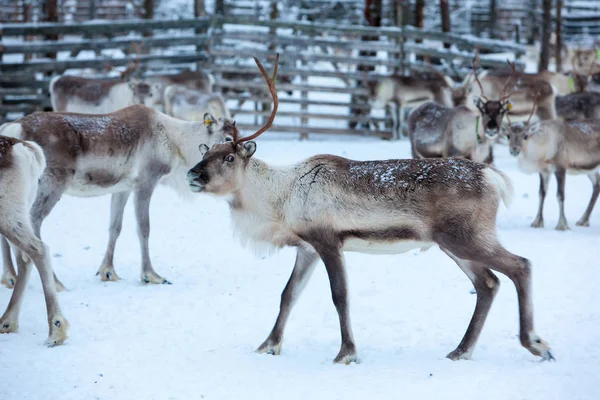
[505,93,539,157]
[187,54,279,195]
[128,78,162,107]
[471,56,518,139]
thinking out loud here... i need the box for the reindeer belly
[66,159,135,197]
[343,238,434,254]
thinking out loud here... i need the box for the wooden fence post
[555,0,563,72]
[440,0,451,48]
[539,0,551,72]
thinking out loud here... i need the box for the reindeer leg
[308,237,357,364]
[0,248,32,335]
[134,177,170,284]
[1,221,68,345]
[1,236,17,288]
[435,226,552,361]
[531,172,550,228]
[554,168,569,231]
[257,245,319,356]
[31,176,69,292]
[576,172,600,227]
[441,249,500,360]
[97,191,131,281]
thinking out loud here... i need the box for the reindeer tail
[483,166,514,208]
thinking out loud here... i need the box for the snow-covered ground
[1,137,599,400]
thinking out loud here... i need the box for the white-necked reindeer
[0,105,230,289]
[506,101,600,230]
[164,84,231,121]
[187,55,553,364]
[0,136,68,346]
[370,69,455,138]
[407,58,518,164]
[555,59,600,121]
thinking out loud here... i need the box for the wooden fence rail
[0,15,528,139]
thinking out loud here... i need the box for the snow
[1,138,599,400]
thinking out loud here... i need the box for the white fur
[343,239,434,254]
[483,167,514,208]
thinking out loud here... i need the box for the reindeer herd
[2,46,599,365]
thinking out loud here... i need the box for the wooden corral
[0,15,526,138]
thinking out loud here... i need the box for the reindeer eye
[225,155,235,163]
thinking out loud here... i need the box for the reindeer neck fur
[229,158,297,253]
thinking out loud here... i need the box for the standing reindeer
[145,70,215,111]
[407,58,518,164]
[0,106,230,289]
[187,55,553,364]
[505,101,600,230]
[370,69,455,138]
[555,59,600,121]
[0,136,68,346]
[451,62,557,123]
[50,47,161,114]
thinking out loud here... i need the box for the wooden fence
[0,15,527,139]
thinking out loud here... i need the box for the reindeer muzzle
[186,168,206,192]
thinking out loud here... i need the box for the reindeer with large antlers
[406,57,518,164]
[187,54,553,364]
[505,98,600,230]
[451,57,556,124]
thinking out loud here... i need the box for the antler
[525,91,539,127]
[499,59,519,101]
[471,53,488,101]
[121,42,142,80]
[233,53,279,144]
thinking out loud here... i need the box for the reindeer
[369,69,455,138]
[505,101,600,230]
[406,58,518,164]
[50,44,162,114]
[555,57,600,121]
[0,136,68,346]
[451,62,556,123]
[187,54,553,364]
[164,84,231,122]
[0,106,230,289]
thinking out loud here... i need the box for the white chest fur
[343,239,434,254]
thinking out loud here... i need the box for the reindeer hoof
[141,271,170,285]
[575,219,590,227]
[555,223,570,231]
[45,315,69,347]
[0,318,18,334]
[524,334,554,361]
[97,265,120,282]
[530,219,544,228]
[446,348,473,361]
[1,271,16,289]
[333,344,358,365]
[256,339,282,355]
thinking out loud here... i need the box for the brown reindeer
[555,57,600,121]
[406,57,518,164]
[506,100,600,230]
[0,106,230,289]
[451,61,556,123]
[0,136,68,346]
[186,54,553,364]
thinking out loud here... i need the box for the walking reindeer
[0,136,68,346]
[187,55,553,364]
[0,106,230,289]
[505,99,600,230]
[407,58,518,164]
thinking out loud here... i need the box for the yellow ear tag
[204,119,213,126]
[507,102,513,110]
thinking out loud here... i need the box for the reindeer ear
[198,144,209,157]
[473,97,484,111]
[204,113,216,128]
[237,141,256,159]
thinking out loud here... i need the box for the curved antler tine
[235,53,280,144]
[525,91,539,127]
[500,59,518,101]
[472,53,488,100]
[231,120,239,142]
